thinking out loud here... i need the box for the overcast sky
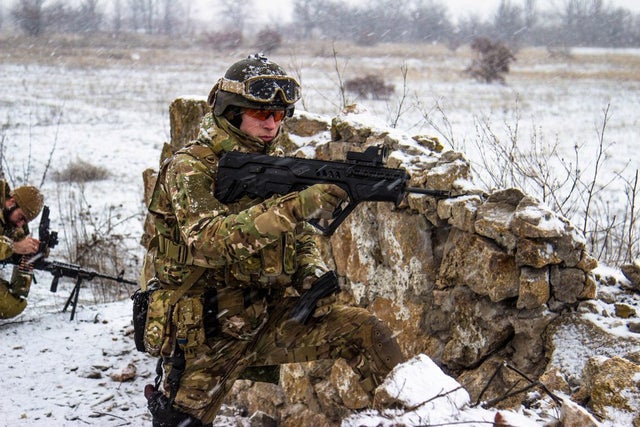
[192,0,640,24]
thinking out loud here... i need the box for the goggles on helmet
[218,76,301,104]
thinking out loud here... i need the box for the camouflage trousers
[0,278,27,319]
[160,292,403,424]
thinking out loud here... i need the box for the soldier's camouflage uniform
[0,180,35,319]
[146,112,403,423]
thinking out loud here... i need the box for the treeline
[3,0,640,48]
[293,0,640,48]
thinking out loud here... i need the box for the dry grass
[3,33,638,82]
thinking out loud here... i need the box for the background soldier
[0,181,43,319]
[142,54,404,426]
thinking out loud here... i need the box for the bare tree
[113,0,122,32]
[127,0,158,34]
[292,0,320,39]
[78,0,102,33]
[160,0,182,35]
[219,0,252,36]
[409,0,452,43]
[492,0,525,47]
[11,0,46,36]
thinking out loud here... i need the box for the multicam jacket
[148,113,328,292]
[0,180,29,260]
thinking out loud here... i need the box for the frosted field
[1,40,639,267]
[1,38,639,426]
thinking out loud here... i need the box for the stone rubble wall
[150,98,639,426]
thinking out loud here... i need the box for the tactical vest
[146,141,298,290]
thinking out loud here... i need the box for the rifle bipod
[62,275,84,321]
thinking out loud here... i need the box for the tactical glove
[253,184,348,235]
[295,184,348,221]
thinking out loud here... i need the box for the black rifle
[5,205,137,320]
[215,145,452,235]
[289,271,340,324]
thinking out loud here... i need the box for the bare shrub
[466,37,516,84]
[254,29,282,54]
[54,159,109,183]
[345,75,394,100]
[203,30,243,50]
[421,101,638,266]
[56,185,142,303]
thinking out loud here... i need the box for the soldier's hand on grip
[296,184,348,220]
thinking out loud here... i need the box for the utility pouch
[131,288,151,352]
[144,289,175,357]
[174,296,205,356]
[9,265,33,299]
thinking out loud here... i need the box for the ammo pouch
[144,289,176,357]
[133,267,206,356]
[9,265,33,299]
[131,286,174,356]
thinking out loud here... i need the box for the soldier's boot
[145,384,205,427]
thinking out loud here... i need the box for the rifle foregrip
[290,271,340,324]
[50,275,60,293]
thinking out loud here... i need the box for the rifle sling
[168,266,206,306]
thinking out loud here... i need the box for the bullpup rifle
[215,145,452,235]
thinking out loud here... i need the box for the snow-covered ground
[1,41,639,426]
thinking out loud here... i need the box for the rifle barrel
[405,187,452,198]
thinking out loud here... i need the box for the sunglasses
[219,76,301,104]
[243,109,287,122]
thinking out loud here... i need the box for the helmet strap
[225,106,243,128]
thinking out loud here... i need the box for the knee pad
[369,320,404,371]
[0,284,27,319]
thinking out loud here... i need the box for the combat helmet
[208,53,301,119]
[11,185,44,222]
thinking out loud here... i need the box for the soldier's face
[239,109,284,143]
[10,209,28,228]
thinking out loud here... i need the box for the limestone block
[621,260,640,291]
[517,267,550,309]
[576,250,598,272]
[331,114,372,142]
[614,303,637,318]
[412,134,444,152]
[475,188,523,252]
[578,274,598,300]
[511,195,571,239]
[539,367,572,394]
[329,358,370,409]
[437,195,481,233]
[580,356,640,425]
[283,113,330,137]
[280,364,321,411]
[559,398,600,427]
[438,229,519,302]
[550,266,585,304]
[516,238,561,268]
[168,97,209,151]
[313,380,351,421]
[438,287,514,369]
[280,403,333,427]
[422,154,471,191]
